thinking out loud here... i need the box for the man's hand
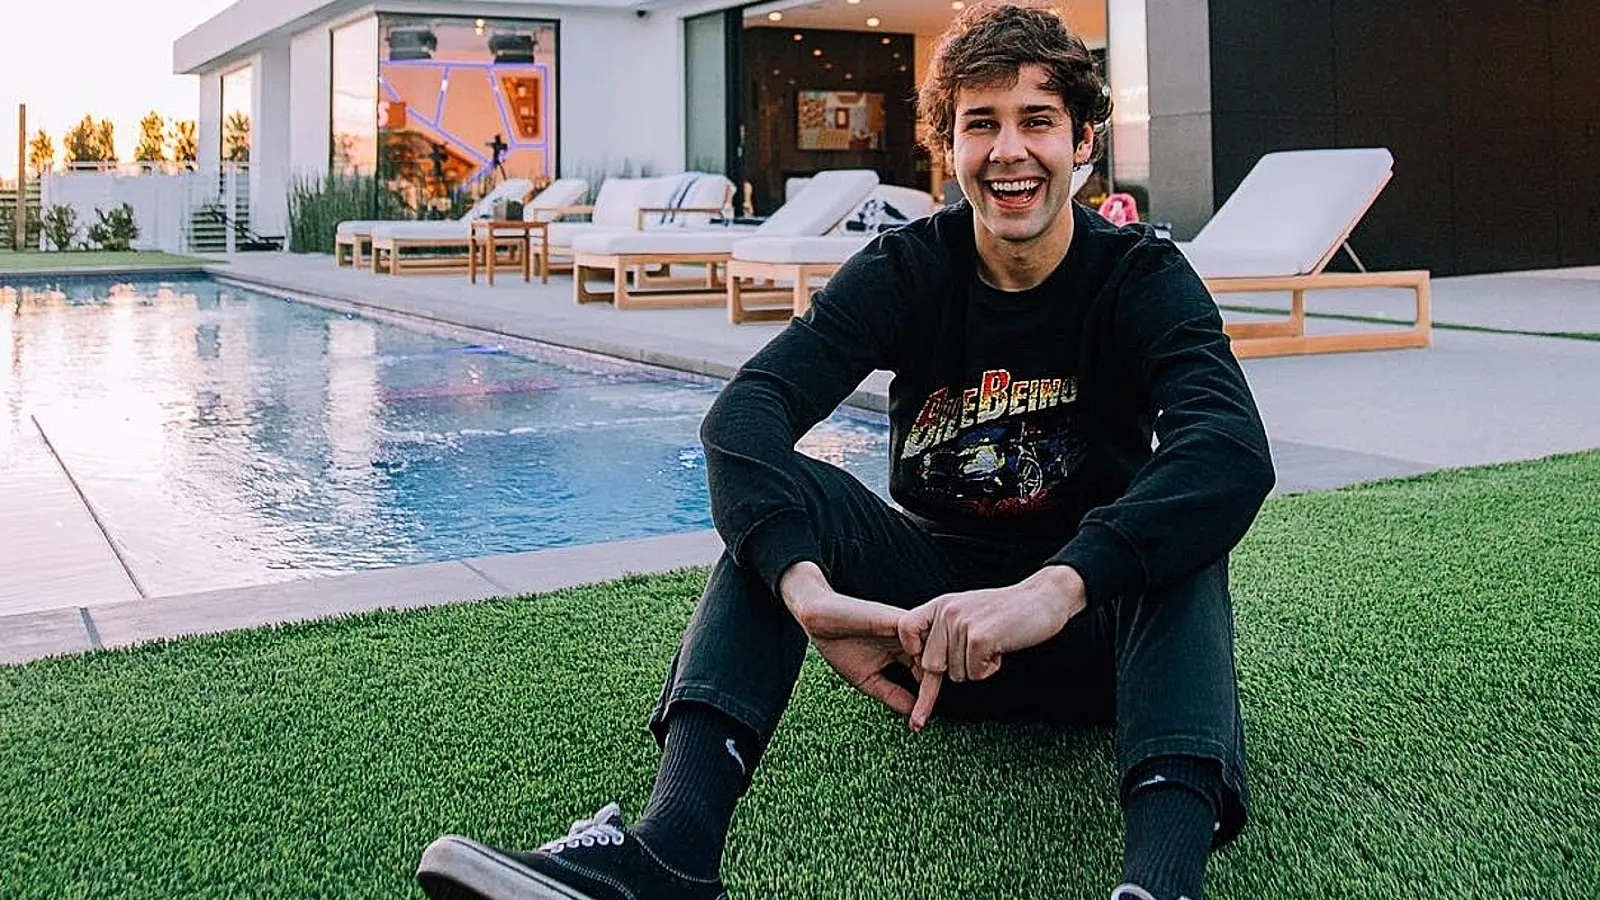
[780,562,920,717]
[897,565,1088,732]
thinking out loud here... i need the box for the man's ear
[1075,124,1095,165]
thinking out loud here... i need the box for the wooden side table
[469,220,546,285]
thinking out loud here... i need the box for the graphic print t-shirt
[892,249,1093,535]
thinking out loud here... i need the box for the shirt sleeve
[699,238,908,595]
[1049,242,1276,607]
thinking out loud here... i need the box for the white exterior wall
[198,72,224,169]
[288,27,333,183]
[555,7,683,177]
[253,45,293,237]
[183,0,717,243]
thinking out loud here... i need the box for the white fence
[39,163,251,254]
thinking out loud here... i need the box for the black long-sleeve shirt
[700,201,1276,608]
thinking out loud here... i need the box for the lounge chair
[369,178,589,276]
[725,168,1091,324]
[538,173,735,282]
[1178,147,1431,358]
[334,178,533,268]
[570,169,879,310]
[726,183,941,323]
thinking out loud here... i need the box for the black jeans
[650,455,1250,846]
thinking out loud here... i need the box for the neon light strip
[434,66,449,123]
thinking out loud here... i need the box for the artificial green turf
[2,452,1598,898]
[0,250,214,272]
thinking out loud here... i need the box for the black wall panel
[1335,115,1457,273]
[1209,0,1334,115]
[1555,118,1600,266]
[1204,0,1598,275]
[1551,0,1600,119]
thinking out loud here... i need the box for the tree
[27,130,54,176]
[223,112,251,163]
[134,111,167,164]
[96,119,118,163]
[170,120,198,164]
[62,115,116,167]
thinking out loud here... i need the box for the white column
[252,44,293,238]
[198,71,223,170]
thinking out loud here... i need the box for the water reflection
[0,276,892,597]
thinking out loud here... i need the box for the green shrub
[40,204,79,251]
[285,171,413,254]
[86,203,139,251]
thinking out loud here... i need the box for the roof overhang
[173,0,670,74]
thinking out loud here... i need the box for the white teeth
[990,179,1041,193]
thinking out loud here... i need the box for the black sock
[631,703,761,880]
[1121,755,1223,900]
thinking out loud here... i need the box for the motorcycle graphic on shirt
[899,368,1088,518]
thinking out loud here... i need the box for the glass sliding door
[684,9,740,200]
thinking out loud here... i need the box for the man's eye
[1026,117,1054,128]
[965,120,996,131]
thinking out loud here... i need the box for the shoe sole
[416,836,603,900]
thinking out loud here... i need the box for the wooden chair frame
[1210,171,1431,358]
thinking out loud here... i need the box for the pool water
[0,275,890,597]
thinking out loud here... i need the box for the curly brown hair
[917,0,1113,169]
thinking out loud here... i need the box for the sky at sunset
[0,0,235,169]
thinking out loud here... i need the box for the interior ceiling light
[768,11,783,21]
[846,0,861,4]
[792,32,804,41]
[866,16,881,27]
[881,37,891,44]
[952,1,965,9]
[812,48,823,56]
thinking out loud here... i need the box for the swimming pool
[0,275,890,597]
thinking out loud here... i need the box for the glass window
[332,17,379,175]
[221,65,253,163]
[685,11,731,176]
[377,15,559,216]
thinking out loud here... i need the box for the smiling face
[952,63,1089,262]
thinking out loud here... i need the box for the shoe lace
[538,802,627,854]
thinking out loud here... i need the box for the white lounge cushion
[572,226,759,256]
[336,220,387,238]
[754,170,879,237]
[545,222,631,248]
[1183,148,1393,278]
[371,220,471,241]
[466,177,535,219]
[589,178,649,229]
[652,173,733,228]
[1174,243,1307,279]
[733,235,874,265]
[525,178,589,222]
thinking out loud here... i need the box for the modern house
[174,0,1600,276]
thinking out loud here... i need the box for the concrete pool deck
[4,251,1599,665]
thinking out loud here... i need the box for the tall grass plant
[286,172,413,254]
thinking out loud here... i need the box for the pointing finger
[910,669,941,732]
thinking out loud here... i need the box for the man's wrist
[778,560,831,622]
[1025,564,1089,624]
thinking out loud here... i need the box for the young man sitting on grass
[416,2,1275,898]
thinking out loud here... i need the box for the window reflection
[377,16,559,215]
[332,17,379,174]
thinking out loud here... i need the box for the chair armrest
[551,204,595,222]
[635,206,732,229]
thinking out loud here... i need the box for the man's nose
[989,123,1027,164]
